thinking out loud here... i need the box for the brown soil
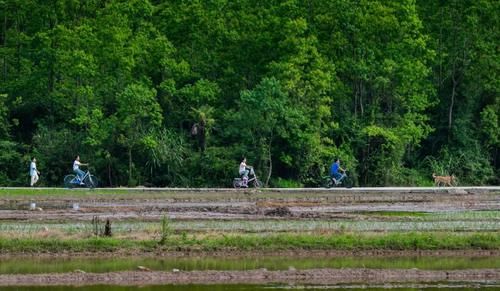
[0,189,498,221]
[0,268,498,286]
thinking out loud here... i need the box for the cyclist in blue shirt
[330,158,345,184]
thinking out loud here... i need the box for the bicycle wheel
[64,175,76,188]
[322,176,333,188]
[343,177,353,188]
[233,178,241,188]
[253,179,263,188]
[85,175,98,188]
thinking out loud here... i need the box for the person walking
[29,157,40,186]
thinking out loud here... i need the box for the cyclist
[73,155,88,185]
[239,157,253,187]
[330,158,345,185]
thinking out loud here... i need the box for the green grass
[2,211,498,234]
[0,188,133,197]
[0,188,298,199]
[357,211,429,217]
[0,232,498,253]
[2,187,497,199]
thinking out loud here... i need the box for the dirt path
[0,268,498,286]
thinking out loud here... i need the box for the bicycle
[233,167,262,188]
[323,170,352,188]
[64,169,98,189]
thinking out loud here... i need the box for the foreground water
[1,284,499,290]
[0,255,498,274]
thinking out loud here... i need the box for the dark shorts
[331,172,342,180]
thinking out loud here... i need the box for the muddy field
[0,187,499,244]
[0,187,498,287]
[0,187,498,221]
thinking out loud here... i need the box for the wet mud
[0,268,498,286]
[0,188,498,221]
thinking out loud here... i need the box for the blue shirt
[330,162,339,175]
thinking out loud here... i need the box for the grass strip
[3,219,499,233]
[0,232,498,253]
[0,188,155,197]
[0,188,308,199]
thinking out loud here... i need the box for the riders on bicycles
[73,155,88,184]
[239,157,254,187]
[330,158,345,185]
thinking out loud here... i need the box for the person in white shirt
[239,157,255,187]
[29,157,40,186]
[239,157,250,178]
[73,155,88,184]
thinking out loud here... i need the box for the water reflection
[0,255,498,274]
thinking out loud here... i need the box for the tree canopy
[0,0,498,187]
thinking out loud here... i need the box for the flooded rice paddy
[0,187,498,289]
[0,254,499,274]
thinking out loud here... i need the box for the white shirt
[239,162,246,173]
[30,162,37,176]
[73,160,81,171]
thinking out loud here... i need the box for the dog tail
[432,173,436,178]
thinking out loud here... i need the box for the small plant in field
[91,216,112,237]
[104,219,112,237]
[91,216,101,236]
[159,214,171,245]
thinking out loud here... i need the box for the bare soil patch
[0,188,498,221]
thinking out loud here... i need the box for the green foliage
[481,102,500,149]
[425,145,494,185]
[159,215,171,245]
[32,126,82,186]
[272,178,303,188]
[0,232,497,253]
[0,141,24,186]
[145,129,188,186]
[0,0,498,186]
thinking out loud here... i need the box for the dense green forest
[0,0,498,187]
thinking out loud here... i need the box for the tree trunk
[2,13,6,82]
[265,140,272,187]
[108,162,113,187]
[448,73,457,132]
[128,147,132,185]
[359,80,364,115]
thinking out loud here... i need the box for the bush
[272,177,303,188]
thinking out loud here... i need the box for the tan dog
[432,173,456,187]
